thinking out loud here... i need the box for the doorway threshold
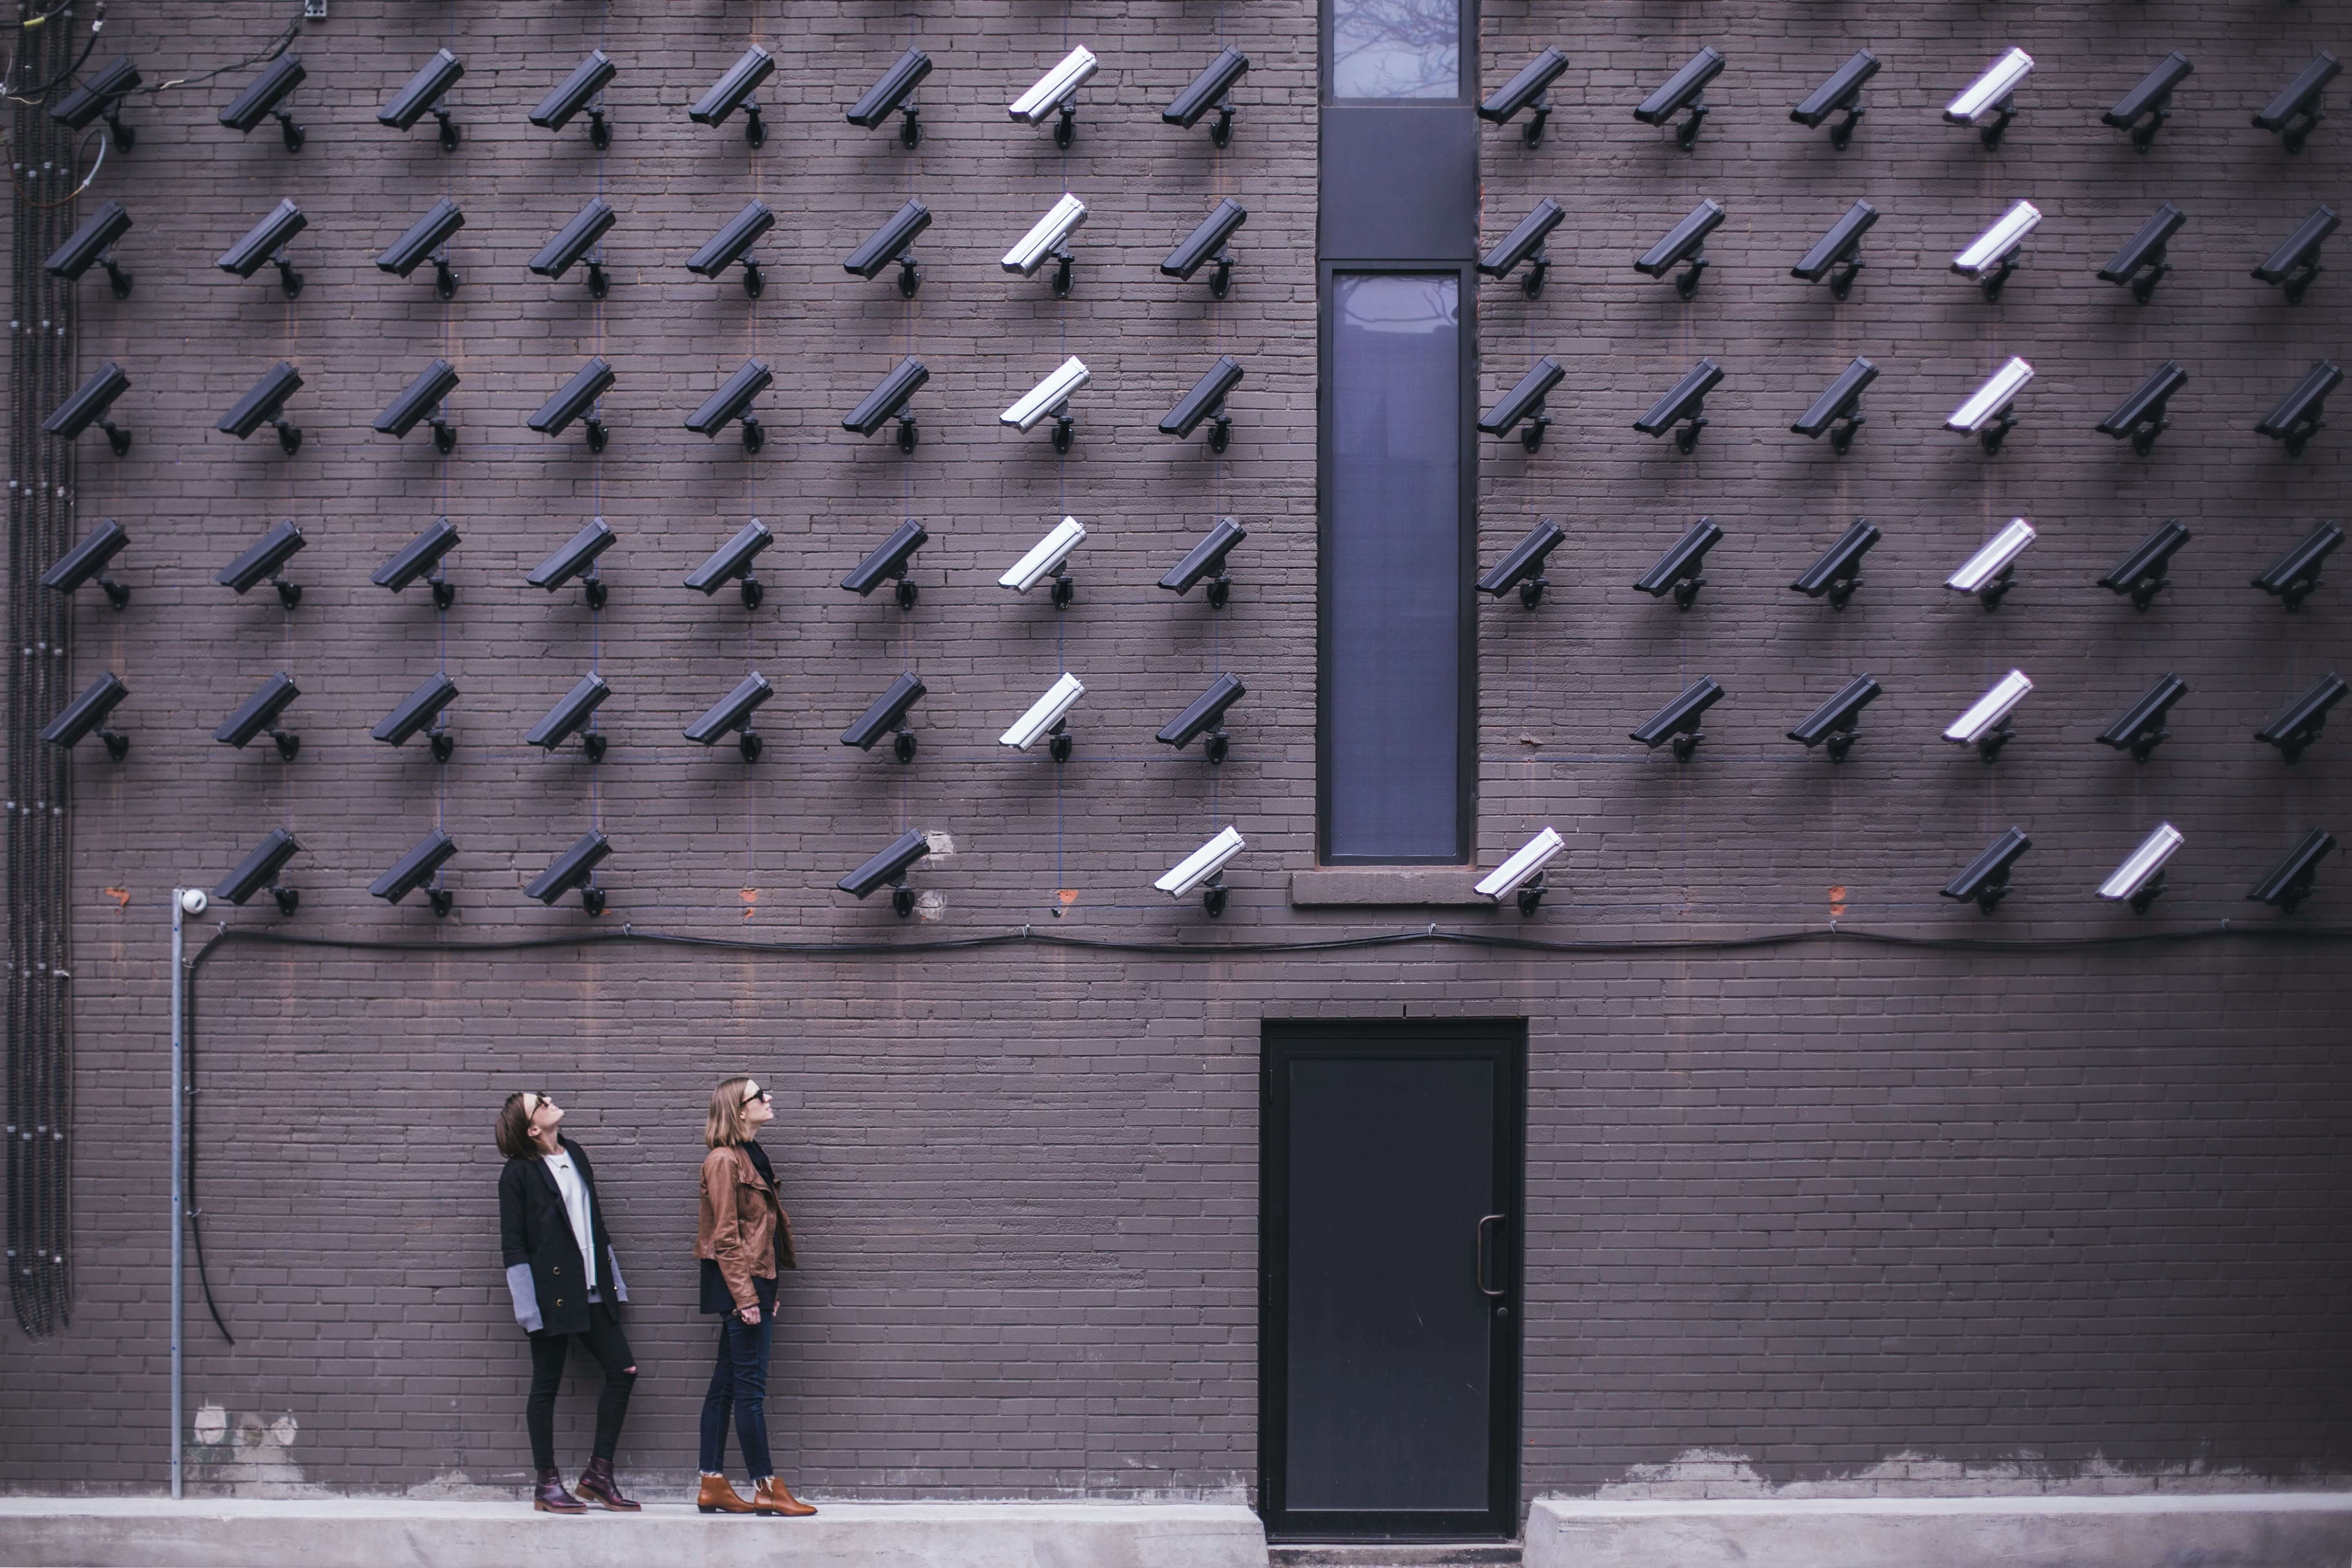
[1270,1543,1521,1567]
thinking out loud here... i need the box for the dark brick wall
[2,0,2348,1510]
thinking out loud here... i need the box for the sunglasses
[741,1085,771,1107]
[521,1092,556,1116]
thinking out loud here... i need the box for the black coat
[498,1136,626,1338]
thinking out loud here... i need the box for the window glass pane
[1325,272,1461,861]
[1331,0,1460,99]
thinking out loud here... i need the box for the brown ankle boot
[751,1477,817,1517]
[696,1472,756,1515]
[575,1455,640,1512]
[533,1468,587,1514]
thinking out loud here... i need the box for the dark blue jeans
[697,1281,775,1481]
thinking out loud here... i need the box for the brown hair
[494,1093,535,1160]
[706,1076,758,1149]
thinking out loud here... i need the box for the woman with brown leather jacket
[693,1075,816,1518]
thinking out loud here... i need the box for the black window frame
[1320,0,1476,105]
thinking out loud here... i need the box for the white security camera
[178,888,209,916]
[1945,47,2034,139]
[1475,827,1564,914]
[2098,823,2183,911]
[1944,669,2033,759]
[1003,194,1089,278]
[1000,673,1086,757]
[1002,357,1091,435]
[1156,826,1245,916]
[1011,45,1098,138]
[1946,356,2033,451]
[1952,200,2040,297]
[1946,519,2036,607]
[1000,517,1087,597]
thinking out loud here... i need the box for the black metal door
[1261,1019,1523,1540]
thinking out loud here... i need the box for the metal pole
[169,891,185,1500]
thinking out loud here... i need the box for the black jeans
[526,1300,636,1473]
[697,1278,775,1481]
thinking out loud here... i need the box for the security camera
[685,519,774,608]
[2251,520,2343,610]
[1786,674,1882,763]
[178,888,209,917]
[1168,46,1251,146]
[688,200,775,298]
[1792,518,1881,610]
[380,48,464,151]
[1157,673,1247,762]
[1792,49,1879,149]
[1163,199,1248,298]
[1474,826,1565,915]
[838,828,930,915]
[1161,356,1244,452]
[843,519,929,607]
[1945,47,2033,148]
[2248,827,2335,914]
[1946,518,2036,609]
[845,200,931,297]
[1001,357,1090,452]
[1003,194,1089,297]
[1953,201,2041,301]
[2095,361,2187,457]
[1942,826,2031,914]
[215,827,303,915]
[2256,672,2348,762]
[843,357,930,453]
[1793,199,1878,299]
[218,361,305,455]
[690,45,775,146]
[849,47,933,147]
[2101,519,2192,610]
[39,672,131,761]
[2255,360,2341,456]
[2096,673,2189,762]
[2254,206,2336,303]
[1633,359,1723,452]
[1635,518,1724,609]
[378,197,465,297]
[218,198,308,296]
[2254,51,2340,153]
[1479,200,1565,296]
[374,517,461,608]
[1156,826,1245,916]
[42,361,133,455]
[372,671,460,761]
[532,50,615,148]
[685,673,775,762]
[370,829,457,917]
[42,518,131,609]
[1011,45,1098,147]
[52,57,141,150]
[842,672,927,762]
[529,358,616,453]
[526,831,612,915]
[1480,47,1568,145]
[1481,356,1566,451]
[215,672,301,761]
[2099,204,2186,303]
[527,518,618,608]
[221,53,308,151]
[2106,52,2191,150]
[45,199,133,297]
[216,519,306,609]
[1791,357,1878,453]
[1635,45,1725,150]
[376,359,460,452]
[1160,517,1247,606]
[1002,517,1087,602]
[531,199,617,298]
[1636,199,1726,298]
[1947,356,2034,453]
[1631,677,1725,762]
[1002,673,1086,761]
[1477,517,1566,608]
[2098,824,2183,913]
[1943,669,2033,762]
[685,359,774,452]
[527,672,612,760]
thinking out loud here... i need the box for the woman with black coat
[495,1090,641,1513]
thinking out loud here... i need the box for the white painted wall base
[1528,1492,2352,1568]
[0,1498,1270,1568]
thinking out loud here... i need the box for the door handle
[1474,1213,1506,1297]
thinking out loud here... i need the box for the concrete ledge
[1528,1492,2352,1568]
[1289,868,1487,906]
[0,1498,1269,1568]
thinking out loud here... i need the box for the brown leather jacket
[696,1144,796,1312]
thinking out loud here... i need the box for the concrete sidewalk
[0,1497,1270,1568]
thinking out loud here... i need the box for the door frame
[1258,1017,1526,1541]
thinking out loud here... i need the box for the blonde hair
[494,1093,535,1160]
[706,1076,759,1149]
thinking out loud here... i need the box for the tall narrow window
[1330,0,1461,100]
[1323,272,1466,862]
